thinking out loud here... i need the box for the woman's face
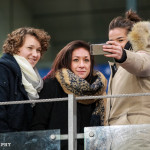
[17,34,41,67]
[109,27,128,48]
[71,48,91,79]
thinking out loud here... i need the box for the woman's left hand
[103,41,123,60]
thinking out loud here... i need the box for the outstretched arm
[103,41,150,77]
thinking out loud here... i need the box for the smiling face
[17,34,41,67]
[71,48,91,79]
[109,27,128,48]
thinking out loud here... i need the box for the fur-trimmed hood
[128,21,150,52]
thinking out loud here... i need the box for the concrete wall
[0,0,32,55]
[0,0,150,68]
[31,0,127,67]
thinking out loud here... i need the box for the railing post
[68,94,77,150]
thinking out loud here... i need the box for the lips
[28,58,37,66]
[77,71,86,74]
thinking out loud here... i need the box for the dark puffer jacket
[0,53,32,132]
[31,77,97,150]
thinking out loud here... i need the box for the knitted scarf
[13,55,43,101]
[55,68,107,125]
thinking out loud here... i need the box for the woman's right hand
[103,41,123,60]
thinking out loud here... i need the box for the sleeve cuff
[115,49,127,63]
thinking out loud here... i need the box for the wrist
[115,49,127,63]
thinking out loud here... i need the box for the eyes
[72,58,90,62]
[117,38,127,43]
[27,46,41,53]
[118,39,124,42]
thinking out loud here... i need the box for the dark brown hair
[109,9,142,34]
[3,27,51,55]
[48,40,94,82]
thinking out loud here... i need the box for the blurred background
[0,0,150,80]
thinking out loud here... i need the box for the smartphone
[90,44,110,55]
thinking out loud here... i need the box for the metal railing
[1,93,150,149]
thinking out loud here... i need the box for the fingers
[106,40,120,46]
[103,41,123,60]
[103,44,122,54]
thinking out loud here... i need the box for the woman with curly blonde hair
[0,27,50,132]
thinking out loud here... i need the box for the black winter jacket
[32,77,96,150]
[0,53,32,132]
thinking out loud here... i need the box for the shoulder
[93,70,107,94]
[0,55,14,81]
[0,53,14,64]
[94,70,107,85]
[40,77,65,99]
[43,77,59,88]
[0,53,21,74]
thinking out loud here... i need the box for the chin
[30,64,35,67]
[79,76,86,79]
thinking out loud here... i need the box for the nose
[79,60,85,68]
[32,49,38,57]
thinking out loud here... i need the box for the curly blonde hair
[3,27,51,55]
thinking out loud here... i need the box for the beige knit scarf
[55,68,107,125]
[13,55,43,100]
